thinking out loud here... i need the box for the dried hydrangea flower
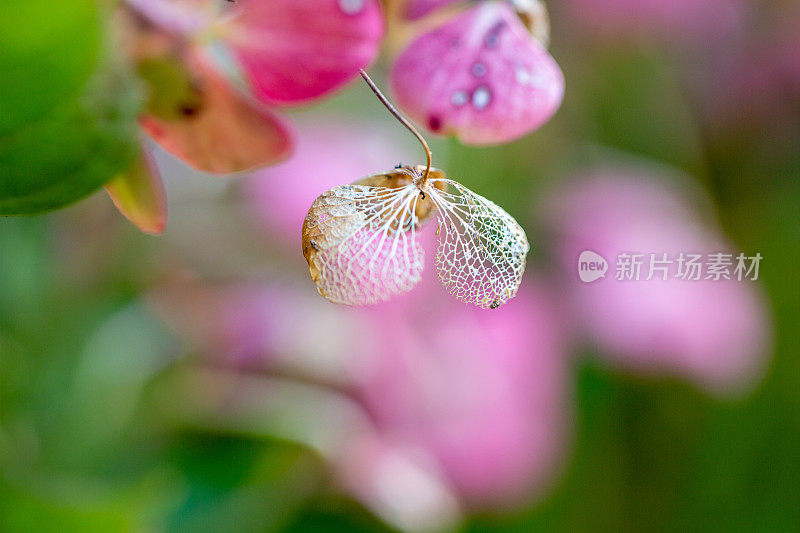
[302,71,529,309]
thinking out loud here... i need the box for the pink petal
[391,2,564,145]
[139,56,293,174]
[404,0,464,20]
[104,149,168,235]
[219,0,385,105]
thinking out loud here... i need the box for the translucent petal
[302,180,428,306]
[426,179,530,309]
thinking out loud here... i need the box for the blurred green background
[2,0,799,531]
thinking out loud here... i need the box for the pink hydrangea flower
[391,1,564,145]
[107,0,385,234]
[542,166,772,394]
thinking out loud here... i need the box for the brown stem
[359,69,432,184]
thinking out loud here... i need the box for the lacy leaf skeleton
[301,70,529,309]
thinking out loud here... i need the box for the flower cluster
[106,0,384,233]
[104,0,564,234]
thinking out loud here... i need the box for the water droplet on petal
[471,62,487,77]
[472,86,491,109]
[451,90,469,107]
[338,0,364,15]
[529,72,547,89]
[514,65,531,85]
[515,64,548,89]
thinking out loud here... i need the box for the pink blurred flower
[391,1,564,144]
[107,0,384,233]
[243,117,420,243]
[150,248,570,527]
[148,282,380,373]
[692,4,800,137]
[356,278,568,506]
[542,165,772,394]
[560,0,747,44]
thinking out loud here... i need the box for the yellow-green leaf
[105,153,167,234]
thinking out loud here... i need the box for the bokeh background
[2,0,799,531]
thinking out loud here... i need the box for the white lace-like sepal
[426,179,530,309]
[302,183,426,306]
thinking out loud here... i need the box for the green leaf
[0,1,99,136]
[0,0,142,216]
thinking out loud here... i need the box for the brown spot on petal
[178,102,201,117]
